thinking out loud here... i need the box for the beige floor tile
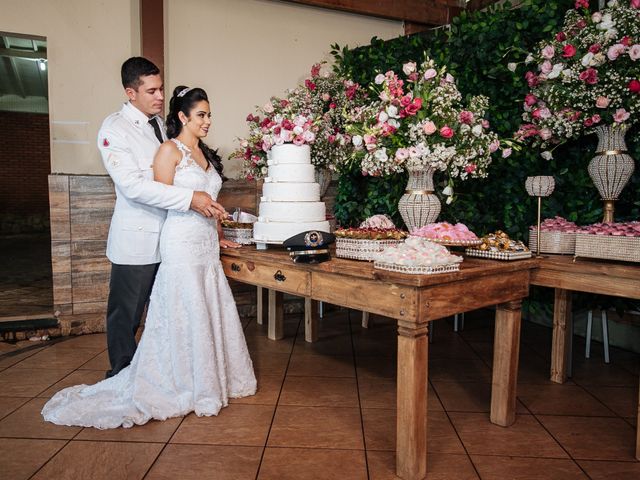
[37,369,106,398]
[538,415,637,461]
[230,373,283,406]
[570,358,638,387]
[431,380,525,414]
[268,405,363,450]
[362,408,464,454]
[367,451,479,480]
[258,447,367,480]
[146,444,262,480]
[75,416,182,443]
[0,396,30,420]
[76,350,110,370]
[14,347,99,370]
[471,455,588,480]
[428,356,492,382]
[279,376,359,407]
[0,438,66,480]
[356,355,397,379]
[287,354,355,377]
[583,385,638,418]
[251,353,291,377]
[517,383,614,416]
[0,347,46,371]
[449,412,567,458]
[0,367,72,397]
[293,334,353,356]
[577,459,640,480]
[246,334,295,356]
[0,397,81,439]
[358,378,443,411]
[171,403,274,446]
[31,440,162,480]
[49,333,107,351]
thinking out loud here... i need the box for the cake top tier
[267,144,311,165]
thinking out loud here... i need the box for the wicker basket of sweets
[574,222,640,263]
[372,236,462,275]
[411,222,481,247]
[335,228,407,262]
[466,230,531,261]
[373,261,460,275]
[221,220,254,245]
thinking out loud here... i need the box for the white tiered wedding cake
[253,144,330,243]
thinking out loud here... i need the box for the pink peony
[423,121,437,135]
[459,110,475,124]
[541,45,555,59]
[439,126,454,139]
[595,96,610,108]
[562,44,577,58]
[613,108,630,123]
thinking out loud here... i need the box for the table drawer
[221,257,311,296]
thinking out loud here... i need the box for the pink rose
[629,45,640,61]
[293,135,305,146]
[482,119,490,129]
[402,62,417,75]
[575,0,588,8]
[607,44,626,61]
[541,45,555,59]
[555,32,566,42]
[595,96,610,108]
[263,103,274,114]
[489,139,500,153]
[621,36,633,47]
[524,94,538,106]
[578,68,598,84]
[613,108,630,123]
[395,148,409,161]
[400,95,412,107]
[465,164,477,174]
[502,148,512,158]
[629,79,640,93]
[525,71,539,87]
[632,0,640,8]
[459,110,475,124]
[310,63,321,77]
[439,126,454,139]
[539,128,552,140]
[423,68,437,80]
[591,114,601,124]
[540,60,553,74]
[305,79,316,91]
[321,93,331,102]
[423,121,437,135]
[408,72,418,82]
[329,102,336,109]
[576,19,587,29]
[562,44,577,58]
[584,117,594,127]
[589,43,601,54]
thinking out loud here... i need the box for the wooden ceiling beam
[279,0,459,26]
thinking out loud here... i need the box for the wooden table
[222,248,536,480]
[530,254,640,460]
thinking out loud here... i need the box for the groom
[98,57,226,378]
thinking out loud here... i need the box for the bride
[42,86,257,428]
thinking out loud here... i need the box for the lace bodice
[171,138,222,199]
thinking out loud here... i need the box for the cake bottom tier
[253,221,331,243]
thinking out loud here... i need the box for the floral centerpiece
[345,57,508,230]
[515,0,640,152]
[514,0,640,222]
[231,63,367,182]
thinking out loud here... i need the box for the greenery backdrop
[332,0,639,238]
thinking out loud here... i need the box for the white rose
[388,118,400,129]
[607,0,617,6]
[472,125,483,136]
[374,73,385,85]
[507,62,517,72]
[352,135,363,147]
[293,125,303,135]
[592,12,602,23]
[541,151,553,160]
[460,124,471,134]
[525,54,534,64]
[378,111,389,123]
[374,148,388,161]
[581,52,594,67]
[548,63,564,79]
[402,62,417,75]
[386,105,399,118]
[442,186,453,196]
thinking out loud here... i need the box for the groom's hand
[190,191,227,219]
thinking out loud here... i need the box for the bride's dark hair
[166,85,225,179]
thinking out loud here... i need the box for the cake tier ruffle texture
[254,144,330,242]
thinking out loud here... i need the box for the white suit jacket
[98,102,193,265]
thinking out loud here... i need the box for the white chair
[585,309,610,364]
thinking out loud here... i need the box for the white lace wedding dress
[42,139,257,429]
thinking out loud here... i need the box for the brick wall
[0,112,51,215]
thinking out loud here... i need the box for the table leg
[550,288,572,384]
[491,300,522,427]
[396,320,429,480]
[268,290,284,340]
[304,297,319,343]
[256,286,267,326]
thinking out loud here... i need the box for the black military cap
[283,230,335,263]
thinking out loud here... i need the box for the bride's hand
[220,238,242,249]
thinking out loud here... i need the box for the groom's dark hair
[121,57,160,89]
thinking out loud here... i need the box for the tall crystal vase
[588,125,635,223]
[398,166,441,233]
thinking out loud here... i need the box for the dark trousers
[105,262,159,378]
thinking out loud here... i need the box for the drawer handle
[231,263,241,272]
[274,270,286,282]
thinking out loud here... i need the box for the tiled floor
[0,309,638,479]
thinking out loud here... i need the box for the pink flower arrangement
[515,1,640,155]
[345,57,509,199]
[232,63,367,179]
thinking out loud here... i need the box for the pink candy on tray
[530,216,578,233]
[578,221,640,237]
[412,222,478,242]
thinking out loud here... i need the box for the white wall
[0,0,140,174]
[166,0,403,177]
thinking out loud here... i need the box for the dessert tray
[465,249,532,261]
[418,237,482,247]
[373,261,461,275]
[336,238,404,261]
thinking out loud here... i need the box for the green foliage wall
[333,0,639,236]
